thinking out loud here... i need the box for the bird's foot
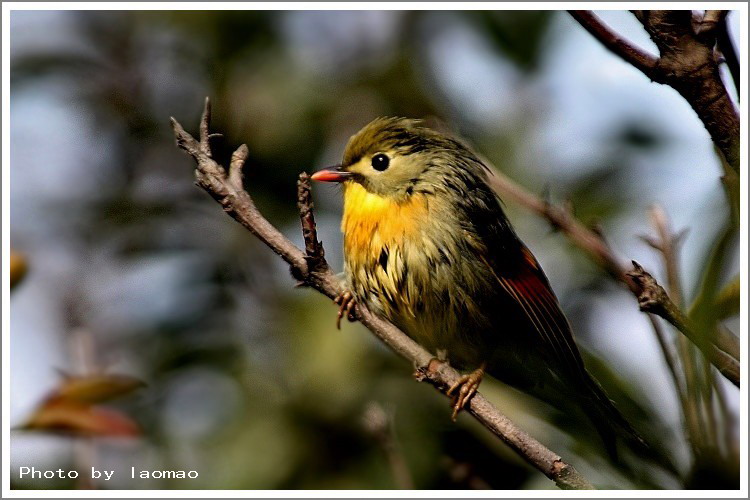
[447,364,486,422]
[334,290,357,329]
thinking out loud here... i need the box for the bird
[310,117,647,459]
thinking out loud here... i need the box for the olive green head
[312,117,485,200]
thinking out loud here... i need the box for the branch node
[228,144,249,190]
[695,10,727,38]
[626,261,666,314]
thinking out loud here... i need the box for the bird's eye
[371,153,390,171]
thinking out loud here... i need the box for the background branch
[626,262,738,387]
[171,99,594,491]
[568,11,658,77]
[570,10,740,172]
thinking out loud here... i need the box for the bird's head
[311,117,474,201]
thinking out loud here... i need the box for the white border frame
[2,2,747,497]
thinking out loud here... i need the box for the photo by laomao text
[18,466,199,481]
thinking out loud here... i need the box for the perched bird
[311,117,645,457]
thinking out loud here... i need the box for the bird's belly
[344,229,488,369]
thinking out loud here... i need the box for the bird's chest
[341,185,459,348]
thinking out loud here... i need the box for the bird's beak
[310,165,354,183]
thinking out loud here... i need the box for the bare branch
[199,97,212,157]
[568,11,659,78]
[228,144,248,191]
[171,100,595,490]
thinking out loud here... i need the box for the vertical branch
[297,173,329,274]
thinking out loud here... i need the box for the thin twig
[645,206,708,452]
[171,100,595,491]
[297,173,329,274]
[626,261,739,388]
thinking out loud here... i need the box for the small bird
[311,117,645,457]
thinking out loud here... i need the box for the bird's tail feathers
[578,371,677,474]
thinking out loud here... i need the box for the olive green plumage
[321,117,655,461]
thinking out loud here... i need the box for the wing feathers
[485,249,587,379]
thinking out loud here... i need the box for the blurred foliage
[468,11,553,71]
[10,250,28,290]
[9,9,739,490]
[18,373,143,437]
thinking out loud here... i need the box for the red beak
[310,165,353,183]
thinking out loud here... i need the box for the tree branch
[171,99,594,490]
[568,11,659,77]
[626,262,739,388]
[570,10,740,172]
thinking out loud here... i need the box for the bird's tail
[578,371,646,459]
[576,370,678,475]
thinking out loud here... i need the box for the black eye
[371,153,390,171]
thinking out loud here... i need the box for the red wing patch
[486,249,586,377]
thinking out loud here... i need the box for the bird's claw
[334,290,357,329]
[446,365,485,422]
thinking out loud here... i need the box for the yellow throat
[341,182,429,261]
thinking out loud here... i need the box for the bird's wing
[481,245,588,380]
[452,175,588,379]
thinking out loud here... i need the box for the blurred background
[9,9,740,490]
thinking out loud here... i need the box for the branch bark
[171,99,594,490]
[569,10,740,173]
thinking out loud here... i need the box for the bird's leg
[334,290,357,329]
[447,363,486,421]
